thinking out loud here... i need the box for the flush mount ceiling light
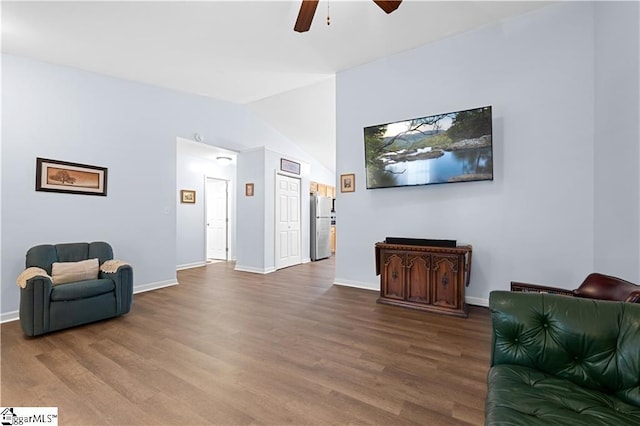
[216,156,233,166]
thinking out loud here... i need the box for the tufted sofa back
[490,291,640,407]
[26,242,113,275]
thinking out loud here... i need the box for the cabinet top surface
[375,242,472,253]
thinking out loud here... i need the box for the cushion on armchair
[50,279,115,301]
[51,258,99,285]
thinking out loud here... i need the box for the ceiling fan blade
[294,0,319,33]
[373,0,402,14]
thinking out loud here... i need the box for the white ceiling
[2,0,551,172]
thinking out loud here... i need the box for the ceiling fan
[294,0,402,33]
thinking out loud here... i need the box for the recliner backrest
[26,242,113,274]
[88,242,113,265]
[26,244,58,274]
[574,272,640,302]
[55,243,90,263]
[490,291,640,407]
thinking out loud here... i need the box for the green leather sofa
[19,242,133,336]
[486,291,640,425]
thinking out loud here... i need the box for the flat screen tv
[364,105,493,189]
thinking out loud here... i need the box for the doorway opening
[206,177,229,261]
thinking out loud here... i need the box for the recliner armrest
[100,264,133,314]
[20,276,53,336]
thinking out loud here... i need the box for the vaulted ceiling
[2,1,550,172]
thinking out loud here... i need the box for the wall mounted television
[364,105,493,189]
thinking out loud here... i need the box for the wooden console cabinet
[375,242,472,317]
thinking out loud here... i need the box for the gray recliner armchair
[17,241,133,336]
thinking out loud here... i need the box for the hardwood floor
[1,258,492,425]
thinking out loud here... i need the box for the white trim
[176,262,207,271]
[133,280,179,294]
[466,296,489,307]
[1,310,19,324]
[234,265,276,274]
[301,257,311,264]
[333,279,378,291]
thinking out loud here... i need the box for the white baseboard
[333,279,378,291]
[1,310,19,324]
[234,265,276,274]
[133,280,178,294]
[176,261,206,271]
[465,296,489,307]
[301,258,311,264]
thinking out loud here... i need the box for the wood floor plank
[1,257,491,425]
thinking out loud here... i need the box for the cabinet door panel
[432,255,460,309]
[382,252,405,300]
[406,254,430,304]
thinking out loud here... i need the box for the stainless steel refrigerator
[311,194,332,261]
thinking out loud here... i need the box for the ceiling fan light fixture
[294,0,401,33]
[216,156,233,166]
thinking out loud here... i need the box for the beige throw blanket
[100,260,130,274]
[16,267,51,288]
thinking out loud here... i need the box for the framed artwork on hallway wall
[180,190,196,204]
[340,173,355,193]
[245,183,254,197]
[280,158,301,175]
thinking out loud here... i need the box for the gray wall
[235,148,267,272]
[1,54,332,318]
[334,2,639,302]
[593,1,640,280]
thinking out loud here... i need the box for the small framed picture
[340,174,355,193]
[245,183,254,197]
[280,158,301,175]
[180,189,196,204]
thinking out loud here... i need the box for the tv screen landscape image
[364,106,493,189]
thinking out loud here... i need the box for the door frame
[205,176,229,261]
[274,171,302,270]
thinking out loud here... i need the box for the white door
[275,174,301,269]
[206,178,228,260]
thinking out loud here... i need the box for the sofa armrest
[100,264,133,314]
[20,276,53,336]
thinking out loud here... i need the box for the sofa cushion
[490,292,640,405]
[50,279,114,301]
[486,364,640,425]
[51,258,99,285]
